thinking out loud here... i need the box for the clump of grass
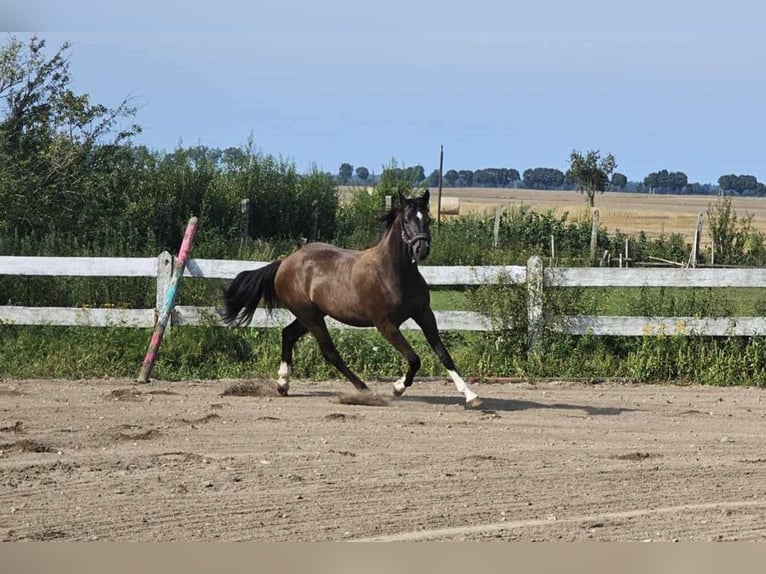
[113,429,161,441]
[109,388,143,401]
[0,439,56,453]
[221,380,279,397]
[336,392,389,407]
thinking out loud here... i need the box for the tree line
[339,159,765,197]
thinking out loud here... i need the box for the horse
[222,189,481,408]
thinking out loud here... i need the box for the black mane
[379,204,401,229]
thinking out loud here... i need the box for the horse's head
[398,189,431,264]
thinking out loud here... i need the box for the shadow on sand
[395,394,635,416]
[288,388,634,416]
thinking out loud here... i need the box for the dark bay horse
[223,189,481,407]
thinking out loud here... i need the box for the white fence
[2,254,766,351]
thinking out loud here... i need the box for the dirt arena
[2,377,766,541]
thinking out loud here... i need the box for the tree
[443,169,459,186]
[474,168,519,187]
[428,169,441,187]
[405,165,426,183]
[522,167,565,190]
[0,35,141,237]
[718,174,762,196]
[457,169,473,187]
[643,169,688,194]
[611,172,628,190]
[566,149,616,207]
[338,163,353,184]
[355,166,369,181]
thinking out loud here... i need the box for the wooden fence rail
[3,254,766,354]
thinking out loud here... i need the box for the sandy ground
[2,377,766,542]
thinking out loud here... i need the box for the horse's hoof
[277,386,289,397]
[393,387,404,397]
[465,397,484,409]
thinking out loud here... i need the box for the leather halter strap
[401,230,430,246]
[400,224,430,263]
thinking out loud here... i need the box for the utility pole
[437,144,444,231]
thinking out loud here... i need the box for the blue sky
[5,1,766,184]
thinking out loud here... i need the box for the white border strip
[353,499,766,542]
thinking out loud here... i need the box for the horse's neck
[375,219,414,273]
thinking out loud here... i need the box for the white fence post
[155,251,173,325]
[527,255,544,357]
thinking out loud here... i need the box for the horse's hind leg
[278,319,308,395]
[306,318,369,392]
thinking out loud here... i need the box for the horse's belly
[325,309,374,328]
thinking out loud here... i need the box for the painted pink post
[137,217,198,383]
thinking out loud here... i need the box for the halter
[400,225,430,264]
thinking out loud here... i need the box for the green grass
[429,289,471,310]
[594,287,766,316]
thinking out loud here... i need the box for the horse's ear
[398,191,407,206]
[422,189,430,204]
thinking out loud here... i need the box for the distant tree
[338,163,354,184]
[428,169,441,187]
[473,169,495,187]
[457,169,473,187]
[643,170,688,194]
[355,166,369,181]
[505,168,521,186]
[718,173,762,196]
[522,167,565,190]
[405,165,426,183]
[566,150,616,207]
[611,172,628,190]
[472,168,511,187]
[444,169,459,186]
[686,182,717,196]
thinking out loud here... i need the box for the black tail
[223,261,282,327]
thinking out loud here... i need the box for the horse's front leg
[413,308,482,408]
[374,320,420,397]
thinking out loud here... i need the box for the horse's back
[284,242,358,273]
[275,242,391,326]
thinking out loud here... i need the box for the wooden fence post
[527,255,544,358]
[550,234,556,267]
[689,212,703,268]
[493,207,502,248]
[240,198,251,242]
[155,251,173,322]
[590,209,600,265]
[437,144,443,232]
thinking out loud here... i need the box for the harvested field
[2,377,766,541]
[442,188,766,247]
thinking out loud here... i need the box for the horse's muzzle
[412,238,430,263]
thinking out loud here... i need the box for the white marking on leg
[448,369,478,403]
[393,376,407,394]
[277,361,291,392]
